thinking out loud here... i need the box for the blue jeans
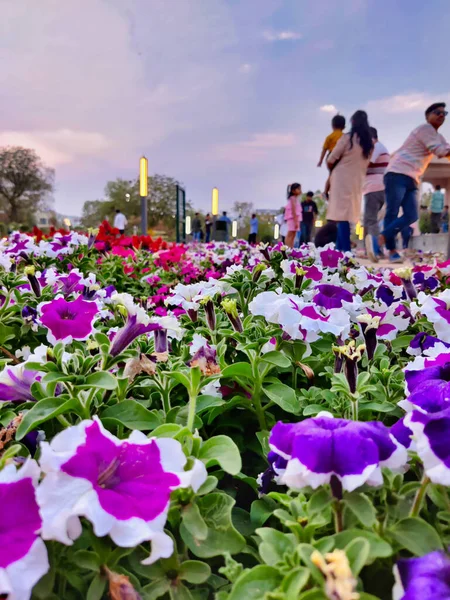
[336,221,351,252]
[193,231,201,242]
[300,222,313,244]
[382,172,418,251]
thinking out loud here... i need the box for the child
[317,114,346,197]
[285,183,302,248]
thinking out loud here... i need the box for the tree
[232,201,253,218]
[0,147,54,223]
[81,174,190,235]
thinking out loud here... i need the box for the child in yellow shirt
[317,114,346,197]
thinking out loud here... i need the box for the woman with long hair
[284,183,302,248]
[326,110,373,252]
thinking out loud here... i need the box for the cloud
[320,104,337,113]
[213,133,296,163]
[0,130,110,166]
[263,30,302,42]
[366,92,450,115]
[239,63,253,74]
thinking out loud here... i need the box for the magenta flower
[37,418,207,564]
[39,296,99,345]
[319,248,343,269]
[0,460,49,600]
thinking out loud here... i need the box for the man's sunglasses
[433,110,448,117]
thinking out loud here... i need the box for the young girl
[285,183,302,248]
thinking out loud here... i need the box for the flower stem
[410,475,431,517]
[0,346,19,364]
[56,414,71,428]
[187,392,197,432]
[351,397,359,421]
[333,502,344,533]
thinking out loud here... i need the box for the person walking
[285,183,302,248]
[326,110,374,252]
[192,213,202,242]
[301,192,318,243]
[363,127,390,262]
[217,211,232,241]
[205,213,212,242]
[380,102,450,262]
[248,213,258,244]
[430,185,445,233]
[113,209,128,234]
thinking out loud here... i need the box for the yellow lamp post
[212,187,219,216]
[140,156,148,234]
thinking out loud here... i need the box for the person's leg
[286,231,296,248]
[431,212,441,233]
[382,174,413,253]
[305,222,312,243]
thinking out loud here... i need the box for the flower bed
[0,231,450,599]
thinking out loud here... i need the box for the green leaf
[86,574,106,600]
[261,351,291,369]
[303,404,325,416]
[256,431,270,456]
[182,502,208,541]
[256,527,295,566]
[264,383,299,414]
[222,363,253,380]
[16,396,77,440]
[344,492,377,527]
[308,489,332,515]
[391,335,414,351]
[345,538,370,575]
[196,395,225,413]
[142,579,171,600]
[232,507,255,536]
[324,530,392,563]
[72,550,101,572]
[199,435,242,475]
[179,561,211,584]
[101,401,162,431]
[169,583,194,600]
[180,493,245,558]
[298,591,327,600]
[251,499,276,528]
[228,566,283,600]
[151,424,184,438]
[390,517,444,556]
[84,371,118,390]
[281,567,310,600]
[41,372,74,384]
[170,371,193,390]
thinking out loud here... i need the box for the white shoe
[365,235,378,263]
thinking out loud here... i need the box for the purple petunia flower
[39,296,99,346]
[37,418,207,565]
[402,353,450,414]
[319,248,343,269]
[0,363,40,403]
[405,408,450,485]
[413,271,439,292]
[390,417,415,451]
[0,460,49,600]
[418,289,450,343]
[393,550,450,599]
[267,416,407,492]
[408,333,450,357]
[313,285,354,310]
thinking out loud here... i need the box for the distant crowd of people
[420,186,448,233]
[283,102,450,263]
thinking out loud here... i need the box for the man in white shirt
[113,209,128,234]
[363,127,390,262]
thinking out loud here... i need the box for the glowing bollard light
[274,223,280,240]
[315,220,323,228]
[140,156,148,234]
[212,187,219,216]
[185,216,192,236]
[232,220,238,238]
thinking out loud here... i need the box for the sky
[2,0,450,216]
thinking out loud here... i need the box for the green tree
[0,147,54,223]
[233,201,253,218]
[81,174,189,235]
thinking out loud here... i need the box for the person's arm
[317,147,327,167]
[420,127,450,158]
[313,202,318,215]
[327,134,347,169]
